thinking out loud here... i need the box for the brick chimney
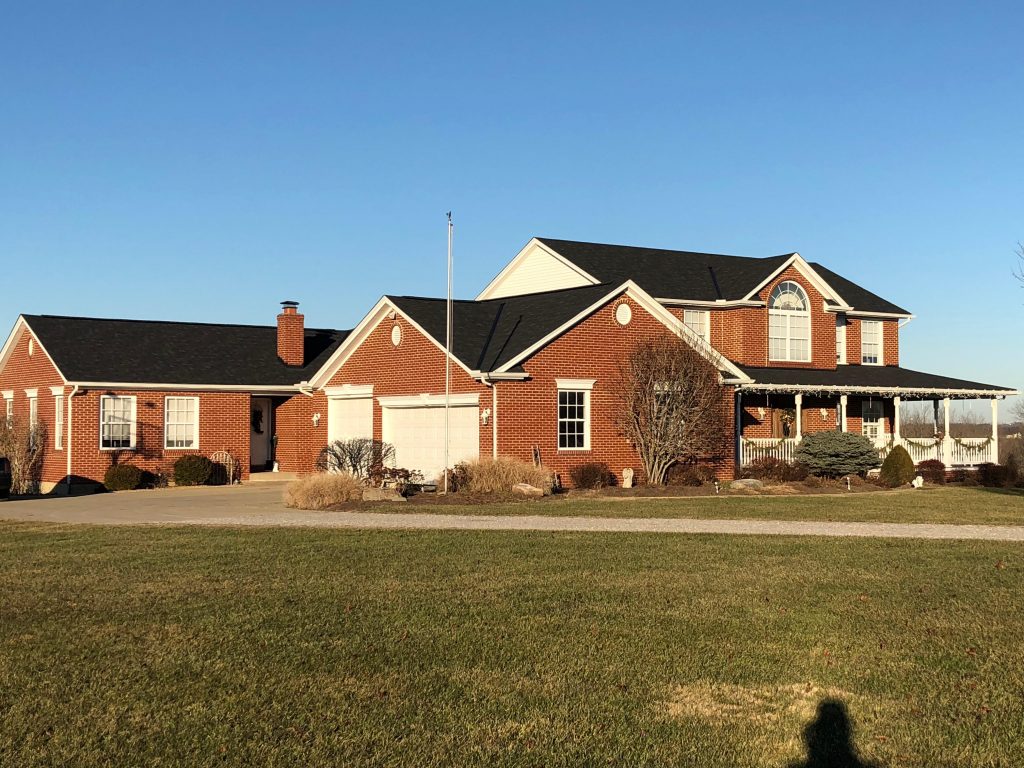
[277,301,305,367]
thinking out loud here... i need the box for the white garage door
[382,403,479,480]
[327,397,373,444]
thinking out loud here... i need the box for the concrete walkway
[1,483,1023,541]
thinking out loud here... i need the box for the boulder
[729,479,764,491]
[512,483,545,498]
[362,487,407,502]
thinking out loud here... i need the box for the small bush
[742,457,808,482]
[569,462,614,490]
[103,464,143,491]
[284,472,363,510]
[916,459,946,485]
[173,455,214,487]
[450,457,554,494]
[977,463,1009,487]
[949,468,979,486]
[794,431,880,478]
[879,445,916,487]
[666,463,717,486]
[1004,441,1024,485]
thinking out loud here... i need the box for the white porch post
[991,398,999,465]
[839,394,848,432]
[942,397,952,466]
[893,396,901,443]
[794,393,803,442]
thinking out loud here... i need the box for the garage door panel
[382,405,479,479]
[327,397,373,444]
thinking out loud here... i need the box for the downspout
[65,384,80,495]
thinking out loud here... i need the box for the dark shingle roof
[537,238,909,314]
[739,365,1015,394]
[389,283,617,372]
[23,315,349,386]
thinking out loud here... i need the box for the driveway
[2,483,1024,541]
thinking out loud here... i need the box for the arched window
[768,281,811,361]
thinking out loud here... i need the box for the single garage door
[382,402,479,480]
[327,397,373,444]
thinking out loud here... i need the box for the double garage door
[327,395,479,480]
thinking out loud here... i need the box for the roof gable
[475,239,599,300]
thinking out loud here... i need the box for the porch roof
[736,365,1018,398]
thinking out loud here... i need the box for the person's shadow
[788,699,881,768]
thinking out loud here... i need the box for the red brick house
[0,237,1016,492]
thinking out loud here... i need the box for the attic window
[768,281,811,362]
[391,324,402,346]
[28,339,34,356]
[615,303,632,326]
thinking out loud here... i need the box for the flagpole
[443,212,453,494]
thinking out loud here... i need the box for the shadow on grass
[975,486,1024,498]
[787,699,881,768]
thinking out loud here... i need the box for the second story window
[768,281,811,362]
[861,320,882,365]
[683,310,710,341]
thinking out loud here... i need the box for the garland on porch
[950,436,994,456]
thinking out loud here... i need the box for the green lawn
[2,523,1022,766]
[408,486,1024,526]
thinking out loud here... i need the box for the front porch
[738,387,1006,470]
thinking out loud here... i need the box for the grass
[1,522,1023,766]
[400,486,1024,526]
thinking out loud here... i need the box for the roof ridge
[388,282,614,305]
[23,313,347,335]
[537,236,794,262]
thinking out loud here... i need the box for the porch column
[991,398,1000,465]
[942,397,952,466]
[794,393,803,442]
[839,394,848,432]
[893,396,901,443]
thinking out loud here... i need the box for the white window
[861,320,882,365]
[28,397,38,447]
[100,395,136,450]
[835,314,847,365]
[862,400,884,442]
[54,396,63,450]
[164,397,199,449]
[768,281,811,362]
[556,379,594,451]
[683,309,710,341]
[5,397,12,427]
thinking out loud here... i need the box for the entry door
[251,398,273,468]
[862,401,884,443]
[381,405,479,480]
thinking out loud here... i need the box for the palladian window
[768,281,811,362]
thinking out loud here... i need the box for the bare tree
[316,438,395,481]
[614,334,728,485]
[0,415,47,495]
[1016,243,1024,291]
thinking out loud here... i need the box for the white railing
[742,435,995,468]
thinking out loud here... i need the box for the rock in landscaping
[362,487,407,502]
[512,483,545,498]
[729,479,763,491]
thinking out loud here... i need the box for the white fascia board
[472,371,530,381]
[837,309,915,320]
[0,317,71,384]
[475,238,601,300]
[740,254,849,307]
[68,381,299,393]
[656,298,764,308]
[737,383,1020,397]
[494,280,752,383]
[377,393,480,408]
[323,384,374,399]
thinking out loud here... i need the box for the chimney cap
[280,300,300,308]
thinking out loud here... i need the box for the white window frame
[28,395,38,448]
[835,314,847,365]
[683,309,710,341]
[3,391,12,427]
[768,281,811,363]
[862,400,884,442]
[861,320,882,365]
[556,378,594,451]
[54,395,64,450]
[99,395,137,450]
[164,396,200,450]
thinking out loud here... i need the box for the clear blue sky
[2,2,1021,416]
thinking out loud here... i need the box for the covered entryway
[379,394,480,480]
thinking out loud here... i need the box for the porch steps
[248,471,299,483]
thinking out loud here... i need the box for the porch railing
[742,435,996,468]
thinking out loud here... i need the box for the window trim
[861,400,884,441]
[860,320,883,365]
[556,379,594,452]
[683,309,710,341]
[54,395,63,450]
[163,396,200,450]
[767,281,812,363]
[99,395,137,451]
[835,314,847,365]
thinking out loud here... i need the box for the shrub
[950,468,979,486]
[666,463,717,486]
[794,431,880,478]
[173,455,214,486]
[450,457,554,495]
[1004,441,1024,486]
[977,463,1009,487]
[284,472,363,509]
[878,445,916,487]
[916,459,946,485]
[103,464,143,492]
[569,462,614,490]
[316,439,396,480]
[742,457,809,482]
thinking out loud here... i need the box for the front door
[250,398,273,470]
[862,400,884,444]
